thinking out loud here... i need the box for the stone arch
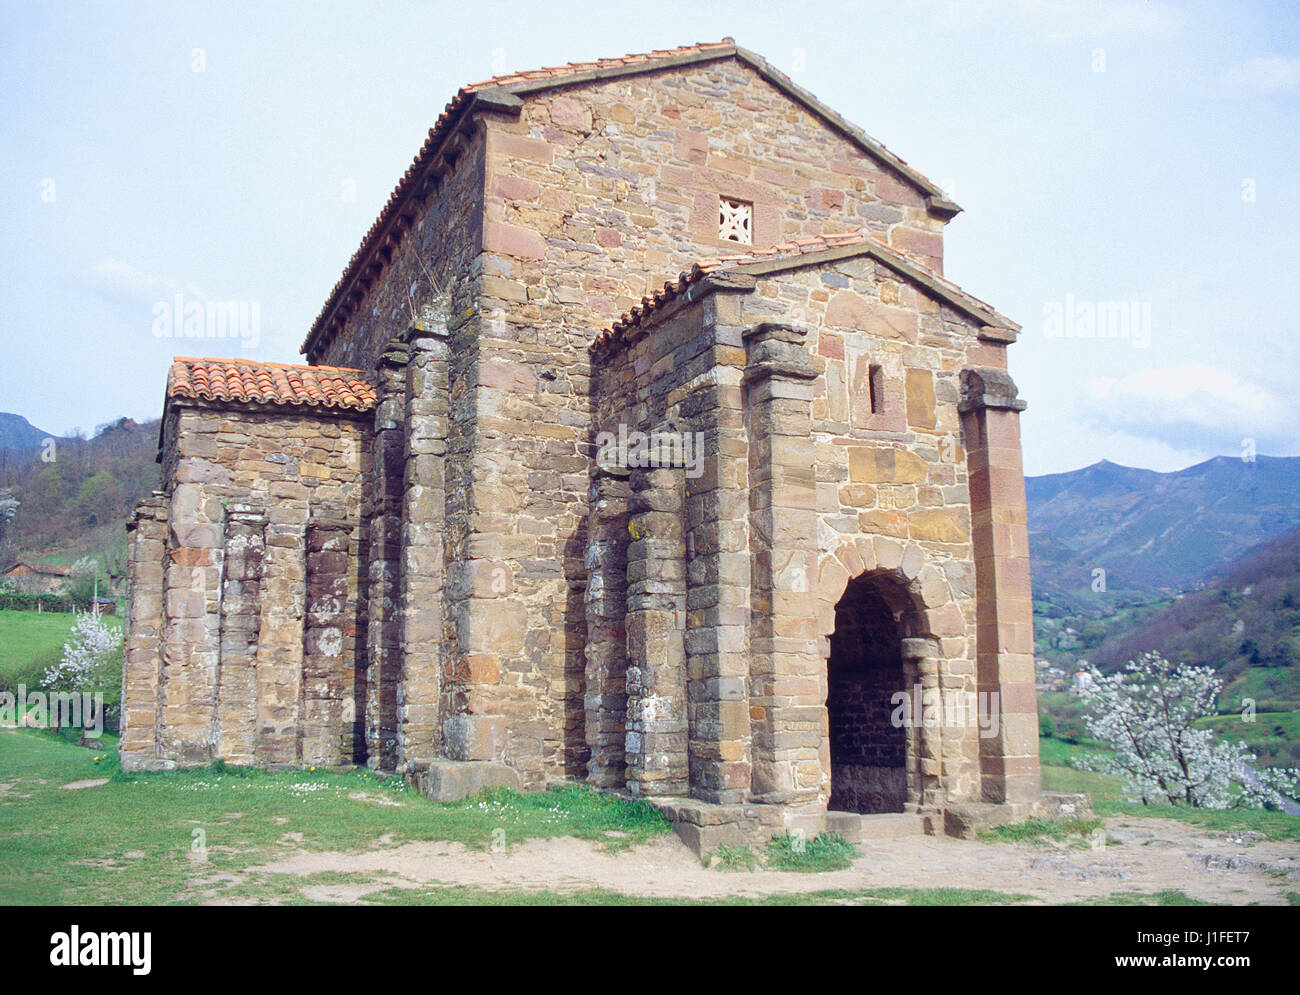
[815,538,957,812]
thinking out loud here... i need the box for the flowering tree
[43,610,122,695]
[1075,652,1300,809]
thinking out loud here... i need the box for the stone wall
[453,58,958,787]
[121,402,370,770]
[587,243,1030,811]
[309,123,487,373]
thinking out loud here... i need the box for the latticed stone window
[718,195,753,245]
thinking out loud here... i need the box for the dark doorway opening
[827,573,909,813]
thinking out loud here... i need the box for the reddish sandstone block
[483,221,546,260]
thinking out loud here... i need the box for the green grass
[0,729,1042,905]
[765,832,858,872]
[357,884,1034,906]
[1069,890,1219,907]
[0,728,670,904]
[0,608,123,694]
[1039,735,1127,804]
[1036,735,1300,842]
[1194,710,1300,768]
[1095,799,1300,842]
[706,833,858,873]
[979,816,1104,846]
[707,845,760,871]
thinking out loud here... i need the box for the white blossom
[43,610,122,692]
[1075,652,1300,810]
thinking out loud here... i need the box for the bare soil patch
[223,814,1299,905]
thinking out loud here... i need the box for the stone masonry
[123,40,1041,845]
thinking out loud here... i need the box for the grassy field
[0,729,675,904]
[0,729,1047,905]
[0,609,123,694]
[1039,735,1300,841]
[1194,710,1300,767]
[2,729,1293,904]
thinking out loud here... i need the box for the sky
[1,0,1296,476]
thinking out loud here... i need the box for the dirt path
[226,815,1300,905]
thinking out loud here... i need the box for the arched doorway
[827,572,916,813]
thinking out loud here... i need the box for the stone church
[121,39,1045,846]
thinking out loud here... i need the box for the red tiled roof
[167,357,376,411]
[4,562,71,577]
[302,40,737,359]
[459,41,736,90]
[590,232,1014,354]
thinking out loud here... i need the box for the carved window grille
[718,196,753,245]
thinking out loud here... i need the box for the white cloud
[86,257,208,305]
[1081,363,1292,453]
[1225,56,1300,95]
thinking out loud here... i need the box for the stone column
[901,636,943,810]
[158,473,223,765]
[255,512,307,767]
[959,368,1040,806]
[364,342,407,769]
[397,301,450,768]
[623,464,689,797]
[744,322,822,804]
[682,368,752,804]
[214,504,265,764]
[119,494,168,770]
[300,516,351,765]
[583,468,630,788]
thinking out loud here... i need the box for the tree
[0,487,17,537]
[43,610,123,699]
[1075,652,1300,809]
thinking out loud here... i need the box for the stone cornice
[959,367,1027,413]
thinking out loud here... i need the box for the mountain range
[1026,455,1300,610]
[0,412,54,454]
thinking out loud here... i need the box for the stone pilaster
[960,367,1040,805]
[682,358,752,804]
[119,494,168,769]
[397,300,450,768]
[254,516,307,767]
[744,322,822,804]
[623,464,689,797]
[300,516,351,765]
[583,468,630,788]
[900,636,944,810]
[364,343,407,769]
[213,504,265,764]
[158,473,223,764]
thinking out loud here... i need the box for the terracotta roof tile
[167,357,376,412]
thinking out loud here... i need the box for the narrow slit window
[868,364,885,414]
[718,196,753,245]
